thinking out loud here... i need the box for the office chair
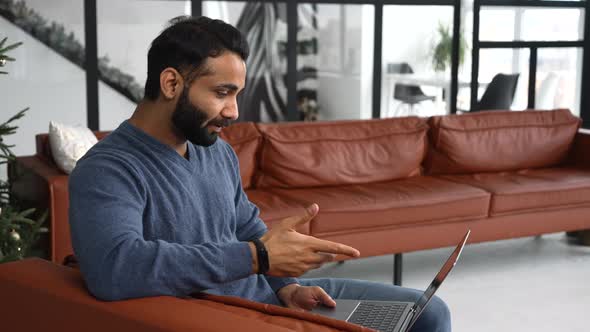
[473,73,520,111]
[388,62,435,116]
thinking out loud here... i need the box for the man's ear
[159,68,182,100]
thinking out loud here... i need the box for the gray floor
[302,232,590,332]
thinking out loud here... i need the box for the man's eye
[216,90,228,97]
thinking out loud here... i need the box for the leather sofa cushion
[256,117,428,188]
[220,122,262,189]
[441,167,590,216]
[265,176,491,234]
[425,109,581,174]
[246,189,310,234]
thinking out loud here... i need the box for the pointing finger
[308,238,360,258]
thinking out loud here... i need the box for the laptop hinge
[400,307,416,332]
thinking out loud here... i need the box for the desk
[383,73,487,115]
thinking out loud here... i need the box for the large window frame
[471,0,587,115]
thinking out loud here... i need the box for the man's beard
[171,87,230,147]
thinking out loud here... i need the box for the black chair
[388,62,435,115]
[472,73,520,111]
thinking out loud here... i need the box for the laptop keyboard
[348,301,408,332]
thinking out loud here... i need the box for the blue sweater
[69,121,297,303]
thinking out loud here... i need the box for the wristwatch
[252,238,269,275]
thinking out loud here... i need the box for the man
[69,16,451,331]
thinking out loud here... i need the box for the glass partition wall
[381,5,454,118]
[300,3,375,120]
[205,2,374,121]
[73,0,589,129]
[203,0,589,121]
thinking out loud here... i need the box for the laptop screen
[408,230,471,328]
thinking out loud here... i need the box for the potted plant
[431,22,469,73]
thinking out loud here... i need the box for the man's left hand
[277,284,336,311]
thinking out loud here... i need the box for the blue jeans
[298,278,451,332]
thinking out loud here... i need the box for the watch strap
[252,238,269,275]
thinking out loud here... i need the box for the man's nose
[223,98,239,121]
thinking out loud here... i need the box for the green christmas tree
[0,36,47,263]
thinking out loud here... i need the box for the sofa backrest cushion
[219,122,262,189]
[424,109,581,174]
[255,117,429,188]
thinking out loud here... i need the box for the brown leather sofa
[0,258,370,331]
[10,108,590,273]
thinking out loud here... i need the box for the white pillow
[48,121,98,174]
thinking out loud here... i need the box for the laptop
[311,230,471,332]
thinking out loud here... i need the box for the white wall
[22,0,86,46]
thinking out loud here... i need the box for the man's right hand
[258,203,360,277]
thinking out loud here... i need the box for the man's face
[171,52,246,146]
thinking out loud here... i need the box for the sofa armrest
[0,259,364,332]
[567,129,590,168]
[8,156,71,263]
[195,293,372,331]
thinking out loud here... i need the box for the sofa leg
[337,261,345,265]
[565,230,590,245]
[393,253,402,286]
[578,230,590,246]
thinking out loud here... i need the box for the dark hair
[144,16,249,100]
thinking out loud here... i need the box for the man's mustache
[207,118,233,128]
